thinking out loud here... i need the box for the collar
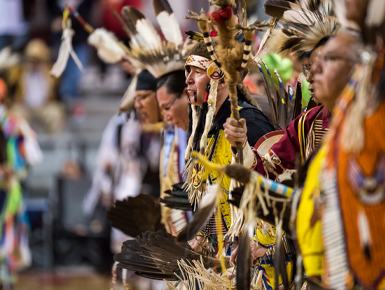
[321,106,331,129]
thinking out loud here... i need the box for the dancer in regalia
[297,0,385,288]
[224,0,349,182]
[0,78,42,288]
[223,1,361,289]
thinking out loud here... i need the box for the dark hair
[156,70,187,98]
[136,70,158,91]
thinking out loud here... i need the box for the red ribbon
[204,91,210,102]
[210,30,218,37]
[211,6,233,24]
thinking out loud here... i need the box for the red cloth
[101,0,142,40]
[211,6,233,24]
[253,105,330,178]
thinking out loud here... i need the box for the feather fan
[153,0,183,47]
[236,220,253,290]
[176,184,217,244]
[107,194,166,238]
[160,183,192,211]
[114,230,227,280]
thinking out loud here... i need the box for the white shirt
[23,68,50,108]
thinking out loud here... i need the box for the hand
[230,245,239,265]
[250,241,268,260]
[229,242,268,266]
[223,117,247,148]
[188,236,209,253]
[119,55,136,74]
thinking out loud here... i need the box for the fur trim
[185,105,198,161]
[199,79,219,153]
[187,40,215,60]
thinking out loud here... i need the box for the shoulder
[289,105,324,135]
[237,100,275,146]
[238,99,272,124]
[296,105,324,123]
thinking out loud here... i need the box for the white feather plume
[51,28,84,78]
[123,4,191,79]
[88,28,126,64]
[157,11,183,47]
[135,19,162,51]
[119,69,141,113]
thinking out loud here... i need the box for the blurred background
[0,0,278,289]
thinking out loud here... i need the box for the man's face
[311,34,358,111]
[157,86,189,131]
[185,66,211,106]
[134,90,160,124]
[305,46,323,102]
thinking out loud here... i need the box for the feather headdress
[117,0,193,113]
[266,0,341,59]
[181,1,276,207]
[121,2,193,79]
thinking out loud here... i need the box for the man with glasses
[84,69,163,253]
[155,70,191,235]
[310,33,361,113]
[297,0,385,287]
[225,32,360,183]
[156,70,189,131]
[134,70,162,125]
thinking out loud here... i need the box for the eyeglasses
[314,53,355,66]
[303,54,355,77]
[161,94,181,113]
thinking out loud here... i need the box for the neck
[324,95,338,114]
[215,87,229,115]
